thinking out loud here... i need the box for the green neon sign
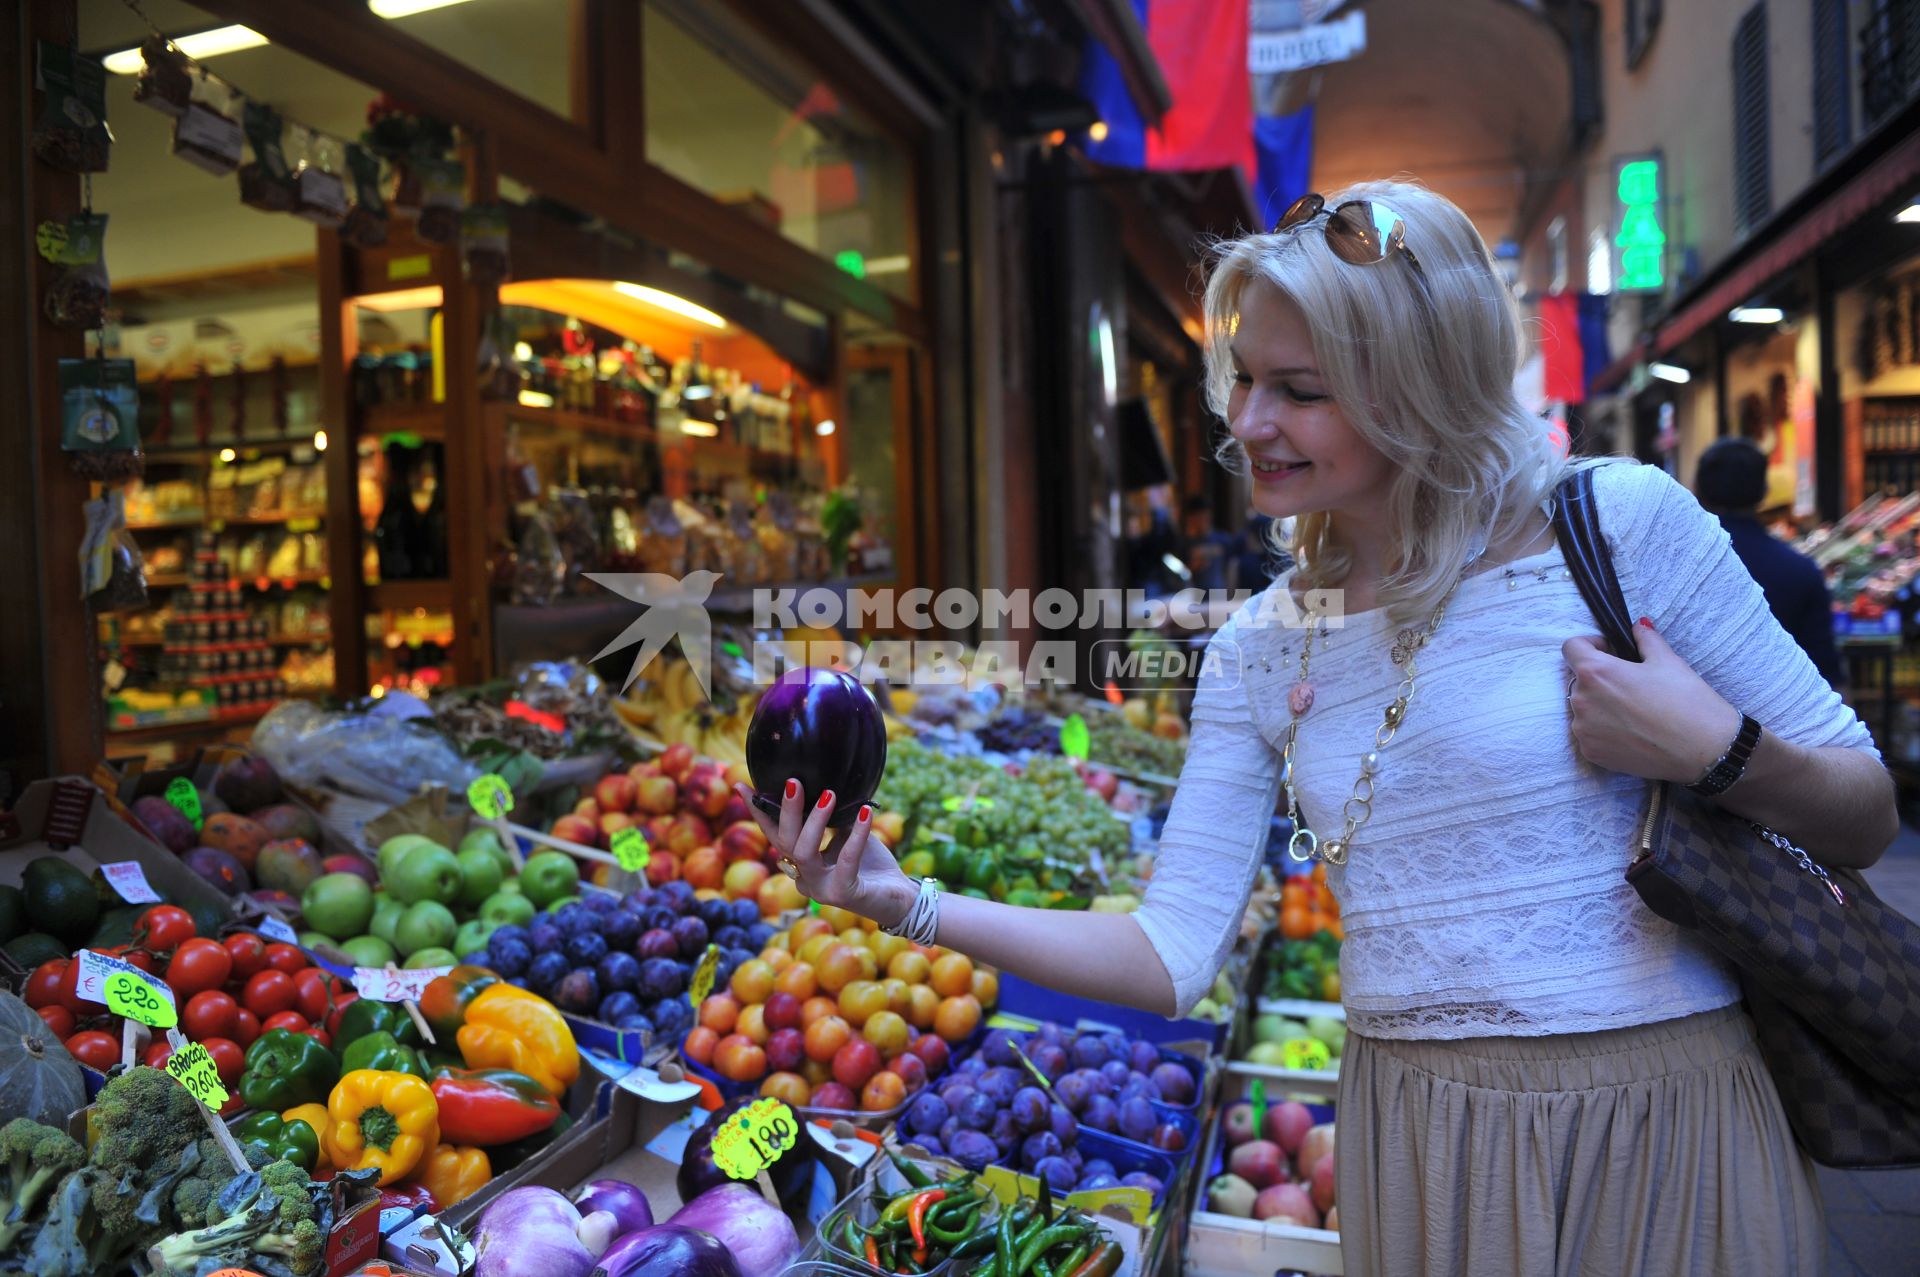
[1615,158,1666,292]
[834,250,866,279]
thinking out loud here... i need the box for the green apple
[478,891,535,929]
[340,934,397,967]
[455,848,504,910]
[1193,997,1220,1020]
[453,918,496,958]
[368,898,406,947]
[389,843,463,906]
[403,946,457,970]
[393,900,457,957]
[1245,1041,1290,1067]
[495,878,522,895]
[519,851,579,910]
[1304,1014,1347,1056]
[1253,1014,1310,1046]
[300,873,375,941]
[299,930,334,952]
[378,834,445,881]
[545,894,582,913]
[458,827,517,878]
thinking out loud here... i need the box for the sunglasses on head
[1274,193,1424,276]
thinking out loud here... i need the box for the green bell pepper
[339,1029,426,1078]
[334,998,421,1051]
[232,1112,319,1172]
[239,1029,339,1110]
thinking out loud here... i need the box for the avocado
[0,885,24,945]
[88,905,143,949]
[22,856,100,946]
[187,899,229,939]
[4,931,68,969]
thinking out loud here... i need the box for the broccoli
[26,1167,137,1277]
[146,1161,325,1277]
[169,1139,245,1232]
[86,1066,201,1174]
[0,1119,84,1249]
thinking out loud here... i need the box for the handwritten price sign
[76,949,176,1010]
[467,774,514,821]
[711,1098,797,1180]
[352,967,449,1003]
[105,970,176,1028]
[100,861,161,904]
[611,827,650,873]
[256,916,299,946]
[688,944,719,1007]
[164,777,203,830]
[1281,1038,1332,1072]
[166,1040,229,1110]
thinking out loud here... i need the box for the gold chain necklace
[1282,571,1470,866]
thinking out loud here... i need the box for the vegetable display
[430,1066,563,1145]
[239,1029,338,1110]
[677,1095,814,1213]
[958,1197,1124,1277]
[822,1157,996,1275]
[472,1185,609,1277]
[232,1113,320,1173]
[663,1184,799,1277]
[455,984,581,1096]
[325,1068,440,1185]
[590,1225,741,1277]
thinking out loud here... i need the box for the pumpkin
[0,991,86,1125]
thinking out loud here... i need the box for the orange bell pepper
[456,984,579,1096]
[405,1142,491,1210]
[327,1069,440,1186]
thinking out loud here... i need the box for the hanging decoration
[32,42,112,173]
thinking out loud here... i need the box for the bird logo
[584,570,723,699]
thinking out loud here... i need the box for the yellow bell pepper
[405,1142,492,1210]
[456,985,580,1097]
[327,1069,440,1186]
[281,1103,335,1174]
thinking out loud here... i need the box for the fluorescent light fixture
[313,429,328,452]
[612,282,726,329]
[815,419,837,437]
[1649,361,1692,384]
[1729,306,1785,324]
[863,255,911,275]
[369,0,480,16]
[354,286,444,312]
[681,420,720,438]
[1898,203,1920,224]
[103,24,266,74]
[517,390,555,409]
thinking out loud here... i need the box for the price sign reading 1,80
[712,1097,798,1181]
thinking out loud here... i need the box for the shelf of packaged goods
[368,578,453,613]
[504,403,807,468]
[105,705,272,741]
[102,633,327,649]
[363,401,446,440]
[145,574,190,588]
[129,511,326,532]
[142,571,330,590]
[137,354,319,388]
[143,436,324,461]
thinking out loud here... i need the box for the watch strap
[1689,714,1762,796]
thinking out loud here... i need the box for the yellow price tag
[165,1041,230,1110]
[688,943,719,1007]
[467,774,514,821]
[1281,1037,1332,1071]
[165,777,203,830]
[611,827,650,873]
[104,970,176,1028]
[710,1097,797,1181]
[1059,713,1090,760]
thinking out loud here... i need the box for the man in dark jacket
[1693,438,1844,687]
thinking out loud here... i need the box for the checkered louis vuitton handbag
[1553,466,1920,1168]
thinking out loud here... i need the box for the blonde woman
[742,181,1896,1275]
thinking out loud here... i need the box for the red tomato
[326,993,360,1037]
[292,968,333,1022]
[24,960,68,1010]
[136,904,195,954]
[231,1007,261,1049]
[182,990,238,1042]
[165,938,233,999]
[297,1027,331,1049]
[242,969,298,1019]
[59,953,109,1017]
[35,1006,75,1038]
[260,1011,310,1035]
[223,933,268,982]
[201,1037,245,1087]
[65,1030,119,1072]
[142,1040,175,1070]
[100,944,155,974]
[263,943,306,975]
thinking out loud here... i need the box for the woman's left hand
[1563,619,1742,783]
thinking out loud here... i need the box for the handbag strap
[1549,466,1642,662]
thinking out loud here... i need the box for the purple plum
[977,1067,1018,1107]
[597,950,641,993]
[564,931,608,966]
[1030,1042,1069,1081]
[1150,1060,1196,1105]
[1121,1171,1163,1195]
[959,1055,988,1076]
[908,1093,950,1135]
[637,956,686,1000]
[938,1116,962,1150]
[957,1092,997,1132]
[526,951,569,994]
[990,1111,1019,1157]
[1129,1040,1161,1074]
[1036,1021,1068,1045]
[908,1134,944,1158]
[1083,1158,1117,1181]
[1054,1071,1093,1113]
[1048,1102,1076,1145]
[982,1030,1020,1068]
[1019,1131,1062,1169]
[601,909,641,949]
[649,996,692,1038]
[1117,1096,1157,1143]
[554,969,599,1014]
[1099,1060,1131,1091]
[636,928,680,960]
[1081,1095,1119,1132]
[948,1129,998,1172]
[1011,1086,1050,1132]
[669,915,710,959]
[598,991,640,1024]
[1033,1155,1077,1191]
[1071,1036,1110,1070]
[1080,1172,1120,1191]
[939,1081,976,1111]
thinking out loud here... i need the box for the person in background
[1125,497,1184,598]
[1693,438,1845,688]
[1235,511,1284,590]
[1181,495,1243,591]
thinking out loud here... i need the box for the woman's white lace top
[1133,461,1877,1035]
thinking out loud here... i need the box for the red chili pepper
[865,1235,881,1267]
[907,1187,946,1252]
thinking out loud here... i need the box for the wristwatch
[1689,713,1762,797]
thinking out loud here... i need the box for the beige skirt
[1333,1005,1825,1277]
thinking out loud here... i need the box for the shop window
[642,1,918,303]
[1731,3,1771,238]
[1861,0,1920,125]
[373,0,573,123]
[1813,0,1854,166]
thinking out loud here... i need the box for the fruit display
[296,827,529,970]
[125,755,344,909]
[1087,703,1188,777]
[1206,1096,1338,1232]
[613,651,757,764]
[479,880,762,1041]
[1260,928,1342,1006]
[1277,865,1342,943]
[682,904,997,1112]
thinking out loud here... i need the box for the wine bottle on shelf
[418,445,448,579]
[230,362,247,439]
[374,443,417,581]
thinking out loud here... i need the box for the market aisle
[1822,822,1920,1276]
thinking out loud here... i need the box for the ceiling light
[681,420,719,438]
[218,447,237,462]
[1898,203,1920,224]
[369,0,481,16]
[354,286,444,312]
[612,282,726,329]
[517,390,555,409]
[1729,306,1785,324]
[1649,361,1692,384]
[103,24,266,74]
[815,419,837,437]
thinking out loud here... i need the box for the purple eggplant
[571,1179,653,1238]
[744,667,886,827]
[589,1225,740,1277]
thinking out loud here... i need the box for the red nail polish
[785,780,799,799]
[816,792,833,810]
[859,805,872,823]
[1637,617,1654,629]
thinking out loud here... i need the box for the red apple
[1228,1140,1286,1190]
[1298,1124,1336,1180]
[659,743,696,781]
[644,814,677,845]
[1253,1183,1319,1228]
[809,1082,856,1112]
[718,793,753,828]
[1309,1152,1336,1215]
[666,813,712,855]
[831,1038,882,1091]
[573,797,602,821]
[681,768,733,820]
[719,820,770,864]
[1224,1102,1260,1148]
[627,760,661,781]
[643,850,682,886]
[1084,768,1119,802]
[551,814,601,848]
[321,854,377,884]
[594,774,638,814]
[1264,1101,1313,1156]
[765,1027,805,1073]
[907,1033,950,1076]
[635,776,680,816]
[599,812,635,842]
[763,991,802,1031]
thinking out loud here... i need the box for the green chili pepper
[1016,1225,1086,1277]
[889,1147,935,1189]
[843,1212,864,1256]
[1034,1260,1054,1277]
[952,1226,998,1260]
[926,1203,981,1246]
[996,1207,1018,1276]
[1061,1242,1124,1277]
[1055,1242,1090,1275]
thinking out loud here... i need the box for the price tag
[165,1040,230,1110]
[611,827,650,873]
[105,970,176,1027]
[351,967,449,1003]
[688,943,719,1006]
[165,777,203,830]
[1249,1079,1266,1118]
[1281,1038,1332,1072]
[256,916,299,945]
[710,1097,797,1181]
[100,861,161,904]
[1060,713,1090,760]
[76,948,176,1009]
[467,773,514,821]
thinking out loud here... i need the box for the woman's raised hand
[737,780,916,927]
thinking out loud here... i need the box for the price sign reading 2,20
[711,1098,797,1181]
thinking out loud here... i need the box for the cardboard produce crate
[1184,1065,1341,1277]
